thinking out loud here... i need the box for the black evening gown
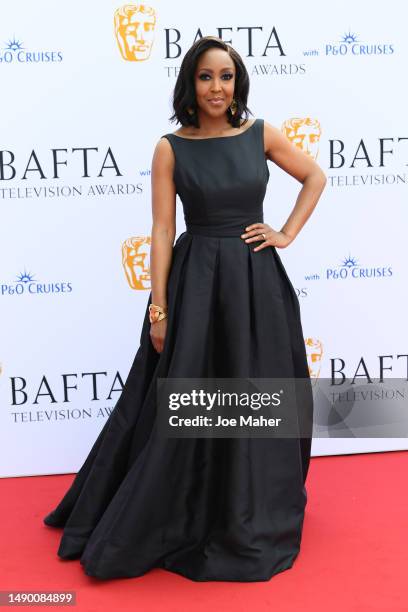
[43,117,313,582]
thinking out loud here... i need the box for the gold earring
[187,106,195,116]
[229,99,237,115]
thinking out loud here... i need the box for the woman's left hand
[241,223,292,251]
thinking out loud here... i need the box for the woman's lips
[208,99,224,106]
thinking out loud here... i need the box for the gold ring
[261,233,266,240]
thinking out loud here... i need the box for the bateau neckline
[170,118,258,141]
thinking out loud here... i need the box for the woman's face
[194,48,236,118]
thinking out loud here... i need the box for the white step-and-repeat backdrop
[1,1,406,476]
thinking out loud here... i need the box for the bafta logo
[305,337,323,381]
[282,118,322,160]
[114,4,156,61]
[122,236,151,290]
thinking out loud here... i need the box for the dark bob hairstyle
[169,36,252,128]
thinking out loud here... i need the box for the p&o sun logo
[1,269,73,296]
[324,29,394,57]
[325,255,393,280]
[0,36,63,64]
[304,254,393,283]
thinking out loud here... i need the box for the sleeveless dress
[43,117,313,582]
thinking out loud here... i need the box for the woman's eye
[198,73,234,80]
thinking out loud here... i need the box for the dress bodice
[161,117,270,236]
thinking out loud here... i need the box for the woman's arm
[150,137,177,308]
[264,121,327,245]
[149,137,176,352]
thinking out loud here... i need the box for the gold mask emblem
[114,4,156,61]
[282,118,322,160]
[305,337,323,381]
[122,236,151,290]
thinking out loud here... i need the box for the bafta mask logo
[282,118,322,160]
[114,4,156,61]
[305,337,323,381]
[122,236,151,290]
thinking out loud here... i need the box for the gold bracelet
[149,303,168,324]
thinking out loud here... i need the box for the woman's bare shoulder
[152,135,175,172]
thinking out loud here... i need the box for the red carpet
[1,451,407,611]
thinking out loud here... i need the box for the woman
[43,35,327,582]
